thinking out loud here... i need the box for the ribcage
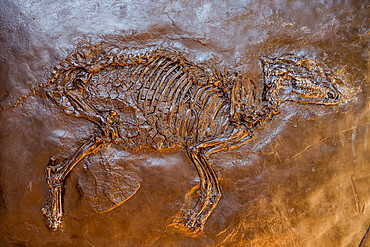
[131,53,199,118]
[82,50,232,148]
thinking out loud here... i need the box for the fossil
[8,42,354,232]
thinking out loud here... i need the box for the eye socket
[290,78,299,88]
[327,92,335,99]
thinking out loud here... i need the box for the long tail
[3,80,51,110]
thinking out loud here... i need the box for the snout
[327,78,360,105]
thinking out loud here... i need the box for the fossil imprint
[9,42,353,232]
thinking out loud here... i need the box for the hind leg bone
[42,135,108,231]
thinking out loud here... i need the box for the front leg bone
[172,149,221,233]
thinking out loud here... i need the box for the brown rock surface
[0,0,368,246]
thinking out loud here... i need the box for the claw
[184,217,203,232]
[42,202,62,231]
[170,210,204,233]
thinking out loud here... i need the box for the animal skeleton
[8,42,352,232]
